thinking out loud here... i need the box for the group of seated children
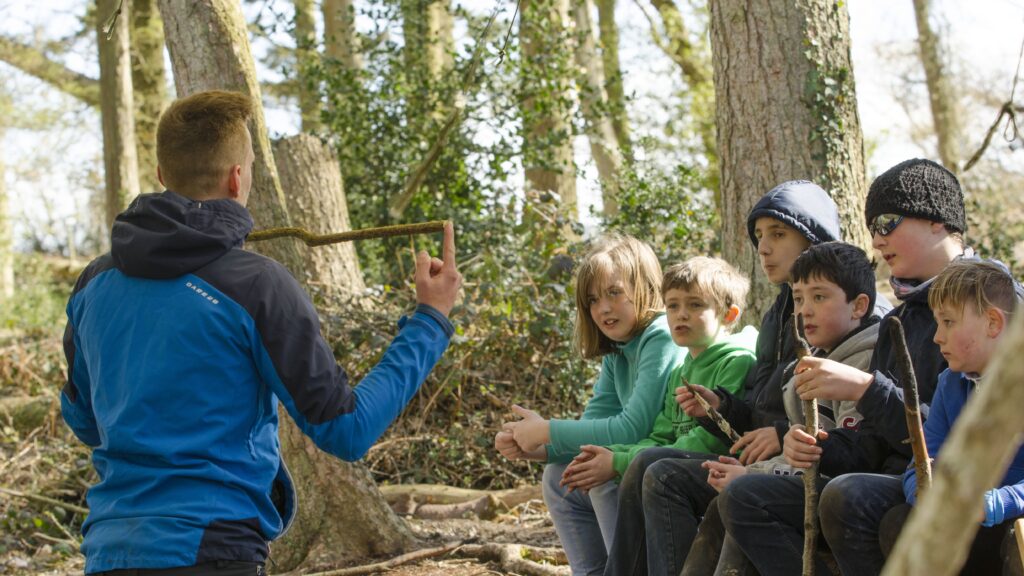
[494,157,1024,576]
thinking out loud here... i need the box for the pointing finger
[442,221,456,270]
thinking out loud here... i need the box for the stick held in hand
[794,313,819,576]
[888,316,932,497]
[684,380,742,444]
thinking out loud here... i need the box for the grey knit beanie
[864,158,965,233]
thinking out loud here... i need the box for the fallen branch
[247,221,447,246]
[794,314,819,576]
[455,543,569,576]
[888,316,931,497]
[299,540,464,576]
[378,483,541,508]
[392,494,504,520]
[0,487,89,515]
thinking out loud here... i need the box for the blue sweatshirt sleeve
[249,262,452,461]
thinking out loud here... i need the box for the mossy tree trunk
[912,0,961,173]
[595,0,629,153]
[158,0,305,277]
[323,0,362,70]
[129,0,167,192]
[98,0,141,232]
[520,0,578,224]
[572,0,623,217]
[709,0,869,322]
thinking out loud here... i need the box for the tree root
[380,483,542,520]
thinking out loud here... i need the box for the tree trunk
[709,0,869,322]
[272,134,365,294]
[0,128,11,301]
[912,0,961,173]
[881,309,1024,576]
[98,0,142,232]
[595,0,630,153]
[645,0,719,203]
[323,0,362,70]
[129,0,167,193]
[520,0,578,221]
[401,0,453,125]
[572,0,623,217]
[294,0,321,132]
[158,0,305,277]
[272,418,413,572]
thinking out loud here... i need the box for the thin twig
[247,221,447,246]
[887,316,931,497]
[0,487,89,515]
[794,314,818,576]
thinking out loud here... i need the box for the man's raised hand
[415,221,462,317]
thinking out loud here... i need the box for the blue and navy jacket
[61,191,454,573]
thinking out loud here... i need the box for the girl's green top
[607,325,758,476]
[547,314,685,463]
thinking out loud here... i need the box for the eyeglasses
[869,213,904,237]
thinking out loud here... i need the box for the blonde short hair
[156,90,253,199]
[929,259,1019,317]
[574,235,664,358]
[662,257,750,328]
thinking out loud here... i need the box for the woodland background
[1,0,1024,574]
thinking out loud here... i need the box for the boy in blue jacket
[61,91,462,575]
[879,259,1024,575]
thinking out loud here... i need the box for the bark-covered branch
[0,35,100,107]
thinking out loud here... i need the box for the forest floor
[0,503,563,576]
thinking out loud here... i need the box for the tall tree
[294,0,321,132]
[520,0,578,221]
[0,125,11,301]
[158,1,413,569]
[595,0,630,152]
[158,0,304,275]
[323,0,362,70]
[97,0,141,231]
[573,0,624,216]
[912,0,961,173]
[129,0,168,192]
[710,0,869,321]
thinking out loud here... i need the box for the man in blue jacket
[61,90,462,575]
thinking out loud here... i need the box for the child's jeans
[542,462,619,576]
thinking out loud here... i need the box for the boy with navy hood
[603,180,849,576]
[61,91,462,574]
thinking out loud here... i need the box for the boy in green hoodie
[560,256,758,491]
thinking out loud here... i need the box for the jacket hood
[746,180,841,249]
[111,190,253,279]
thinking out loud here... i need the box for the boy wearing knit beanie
[718,159,971,575]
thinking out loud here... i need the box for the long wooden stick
[683,380,742,444]
[297,540,464,576]
[247,220,448,246]
[887,316,932,497]
[794,314,819,576]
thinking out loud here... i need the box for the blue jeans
[819,473,905,575]
[604,448,718,576]
[681,495,758,576]
[720,473,832,576]
[543,462,620,576]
